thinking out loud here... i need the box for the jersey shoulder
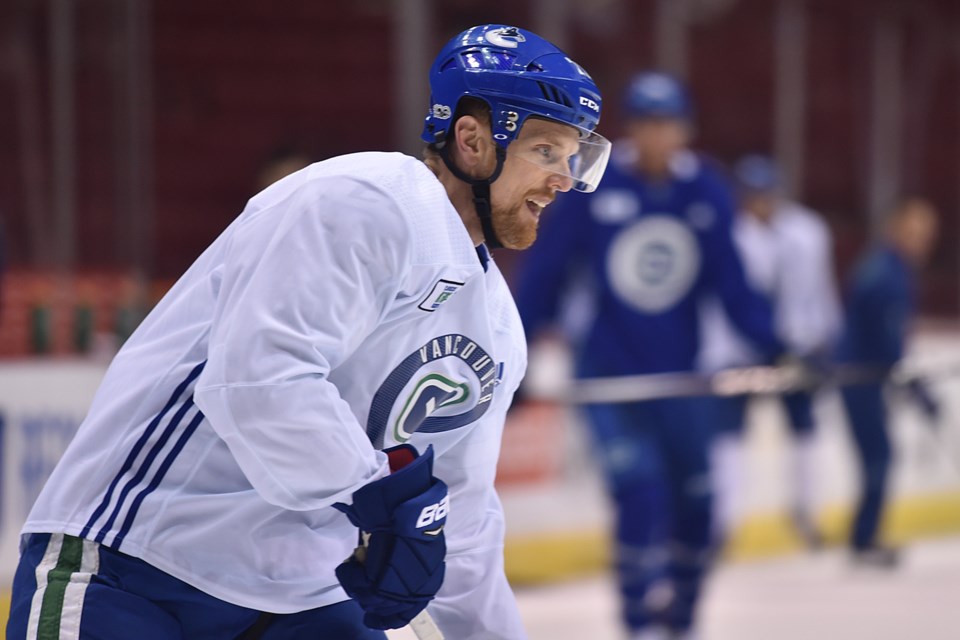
[734,213,774,245]
[353,153,478,268]
[685,152,734,194]
[851,246,906,294]
[597,147,732,196]
[267,152,478,269]
[777,201,831,239]
[678,153,736,231]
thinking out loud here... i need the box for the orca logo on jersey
[394,374,470,441]
[366,334,502,448]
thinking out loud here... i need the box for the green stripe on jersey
[37,535,84,640]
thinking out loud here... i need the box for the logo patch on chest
[606,215,701,313]
[418,279,465,312]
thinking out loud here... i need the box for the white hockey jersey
[23,152,528,639]
[699,200,842,371]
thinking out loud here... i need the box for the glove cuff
[334,445,437,530]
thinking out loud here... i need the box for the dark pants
[8,532,386,640]
[585,397,714,633]
[712,391,815,437]
[840,383,892,550]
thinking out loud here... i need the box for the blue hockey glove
[333,444,448,630]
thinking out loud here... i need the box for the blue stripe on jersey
[94,396,197,544]
[80,361,206,541]
[112,408,206,548]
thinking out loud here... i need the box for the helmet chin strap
[438,143,508,249]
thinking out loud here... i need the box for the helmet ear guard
[423,25,612,247]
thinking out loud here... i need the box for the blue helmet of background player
[734,154,781,193]
[623,71,694,121]
[422,24,610,195]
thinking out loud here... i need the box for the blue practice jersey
[516,148,781,377]
[837,245,915,366]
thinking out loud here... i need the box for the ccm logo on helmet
[579,96,600,112]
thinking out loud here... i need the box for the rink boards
[498,329,960,582]
[1,332,960,627]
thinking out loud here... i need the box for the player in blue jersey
[836,198,939,568]
[7,25,610,640]
[515,71,782,640]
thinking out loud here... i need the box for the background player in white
[699,154,842,545]
[7,24,611,640]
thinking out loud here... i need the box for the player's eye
[534,145,555,162]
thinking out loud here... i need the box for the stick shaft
[533,361,960,405]
[409,610,444,640]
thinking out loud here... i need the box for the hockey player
[515,72,781,640]
[699,154,842,546]
[837,197,939,568]
[7,25,610,640]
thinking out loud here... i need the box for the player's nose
[549,172,574,193]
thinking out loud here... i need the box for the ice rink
[389,535,960,640]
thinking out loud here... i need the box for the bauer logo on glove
[333,444,449,630]
[416,495,448,535]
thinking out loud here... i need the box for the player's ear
[453,116,494,178]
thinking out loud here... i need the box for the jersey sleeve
[421,406,527,639]
[193,176,411,511]
[514,191,589,340]
[701,178,784,361]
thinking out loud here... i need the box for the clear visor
[509,123,612,193]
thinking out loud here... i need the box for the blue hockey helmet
[623,71,693,120]
[422,24,610,193]
[734,154,781,192]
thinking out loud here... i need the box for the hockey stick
[534,363,842,405]
[913,411,960,477]
[532,360,960,405]
[408,610,445,640]
[531,360,960,473]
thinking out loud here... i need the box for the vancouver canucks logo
[431,104,452,120]
[366,334,502,448]
[394,374,469,442]
[485,26,525,49]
